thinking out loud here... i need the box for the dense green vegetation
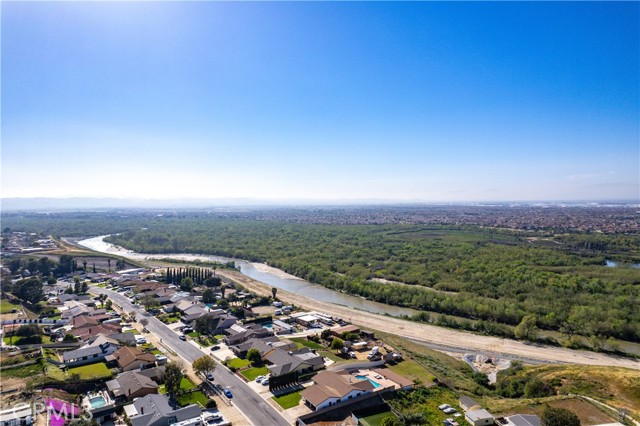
[105,220,640,342]
[3,214,639,343]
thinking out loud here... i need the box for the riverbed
[76,235,419,318]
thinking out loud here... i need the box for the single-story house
[506,414,542,426]
[106,371,159,402]
[0,404,33,426]
[301,370,375,411]
[224,323,272,346]
[465,408,495,426]
[124,394,201,426]
[63,335,118,367]
[331,324,360,337]
[107,346,156,371]
[459,396,480,412]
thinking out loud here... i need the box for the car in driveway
[255,375,266,383]
[179,335,187,341]
[261,378,269,386]
[210,345,220,351]
[224,389,233,398]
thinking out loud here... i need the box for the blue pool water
[262,322,273,329]
[355,375,381,388]
[89,396,106,409]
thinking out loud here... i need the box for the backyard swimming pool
[89,396,107,409]
[355,375,381,388]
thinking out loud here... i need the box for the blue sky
[2,1,638,202]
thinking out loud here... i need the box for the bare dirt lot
[219,269,640,371]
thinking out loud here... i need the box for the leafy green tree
[380,417,402,426]
[17,324,40,337]
[330,337,344,352]
[73,276,81,294]
[163,363,183,397]
[9,258,22,274]
[140,295,160,309]
[63,334,77,342]
[202,289,216,304]
[524,378,552,398]
[514,315,539,341]
[246,348,262,366]
[12,277,44,305]
[81,280,88,294]
[541,406,580,426]
[180,277,193,292]
[193,355,216,376]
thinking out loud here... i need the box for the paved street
[91,288,289,426]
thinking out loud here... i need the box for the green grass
[151,349,163,355]
[291,337,325,350]
[387,360,436,386]
[241,366,269,381]
[227,357,251,369]
[1,363,44,378]
[3,336,14,345]
[158,384,167,394]
[272,391,302,409]
[319,350,342,363]
[67,362,112,380]
[124,329,137,334]
[0,299,19,314]
[177,391,209,407]
[180,377,196,390]
[187,331,200,338]
[385,386,460,425]
[45,364,66,381]
[359,411,396,426]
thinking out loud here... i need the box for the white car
[438,404,451,410]
[261,378,269,386]
[255,375,266,383]
[443,407,457,414]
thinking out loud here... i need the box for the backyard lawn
[272,391,302,409]
[67,363,113,380]
[0,299,19,314]
[291,337,325,350]
[241,366,269,381]
[177,391,209,407]
[227,358,251,369]
[359,411,396,426]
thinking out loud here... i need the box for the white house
[465,408,495,426]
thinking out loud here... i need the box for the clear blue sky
[2,1,638,202]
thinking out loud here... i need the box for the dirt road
[218,269,640,371]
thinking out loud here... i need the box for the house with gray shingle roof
[124,394,201,426]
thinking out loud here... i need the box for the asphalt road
[91,288,289,426]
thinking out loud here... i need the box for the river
[76,235,420,318]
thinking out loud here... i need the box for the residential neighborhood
[0,233,635,426]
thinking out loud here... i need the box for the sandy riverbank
[218,269,640,371]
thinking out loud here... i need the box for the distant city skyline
[2,2,638,202]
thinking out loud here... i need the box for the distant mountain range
[1,197,637,212]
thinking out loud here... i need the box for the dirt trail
[219,269,640,371]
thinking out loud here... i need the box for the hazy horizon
[2,2,638,202]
